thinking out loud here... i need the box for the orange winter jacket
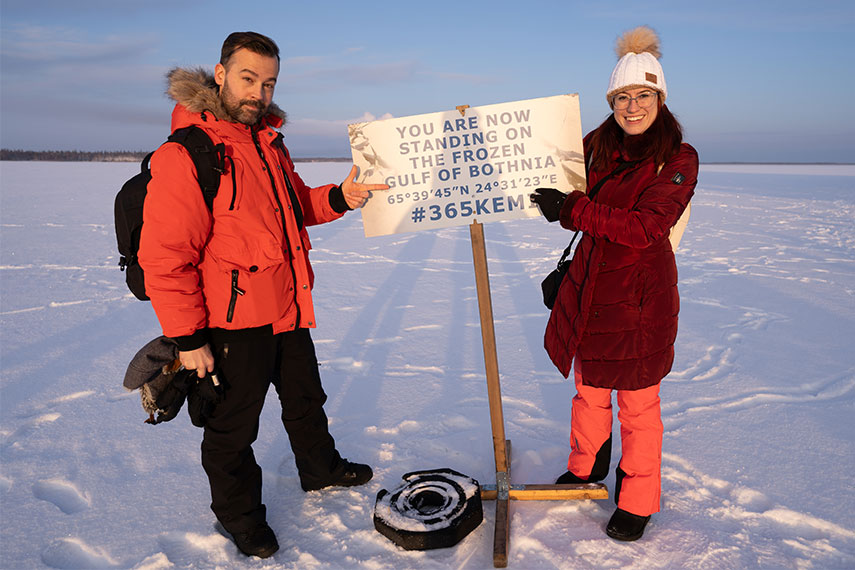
[139,71,344,348]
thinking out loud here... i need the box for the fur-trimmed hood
[165,67,287,125]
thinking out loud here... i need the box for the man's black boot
[302,460,373,492]
[229,522,279,558]
[605,508,650,541]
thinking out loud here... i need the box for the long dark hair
[586,101,683,172]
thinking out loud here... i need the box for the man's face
[214,48,279,125]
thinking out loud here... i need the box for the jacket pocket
[203,239,290,326]
[208,234,287,273]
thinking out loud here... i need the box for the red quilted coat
[139,69,344,347]
[544,138,698,390]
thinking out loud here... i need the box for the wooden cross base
[478,440,608,567]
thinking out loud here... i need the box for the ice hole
[410,489,446,515]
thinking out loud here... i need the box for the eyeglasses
[612,91,658,110]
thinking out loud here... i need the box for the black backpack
[114,126,225,300]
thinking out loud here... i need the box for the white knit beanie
[606,26,667,105]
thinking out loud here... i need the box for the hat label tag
[645,72,658,84]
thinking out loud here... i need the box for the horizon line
[1,151,853,167]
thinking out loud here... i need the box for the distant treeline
[0,149,351,163]
[1,149,148,162]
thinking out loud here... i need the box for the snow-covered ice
[1,161,853,569]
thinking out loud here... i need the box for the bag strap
[167,126,225,211]
[588,158,640,200]
[554,159,641,267]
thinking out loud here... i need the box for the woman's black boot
[605,508,650,541]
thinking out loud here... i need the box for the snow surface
[1,161,854,569]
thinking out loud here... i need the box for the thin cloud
[283,46,364,68]
[284,45,365,65]
[2,0,199,18]
[589,4,854,32]
[1,25,159,72]
[285,112,395,137]
[288,60,420,84]
[283,55,326,66]
[1,25,169,150]
[279,43,494,90]
[419,70,499,86]
[282,60,492,90]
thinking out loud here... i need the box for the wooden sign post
[469,220,608,568]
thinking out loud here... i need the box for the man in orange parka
[139,32,387,559]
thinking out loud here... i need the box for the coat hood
[165,67,287,126]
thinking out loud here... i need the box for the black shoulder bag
[541,159,640,309]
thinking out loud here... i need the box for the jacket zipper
[226,156,237,210]
[251,129,302,327]
[226,269,245,323]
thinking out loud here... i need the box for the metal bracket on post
[495,470,510,501]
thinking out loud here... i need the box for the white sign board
[349,94,586,237]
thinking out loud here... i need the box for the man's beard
[220,82,268,125]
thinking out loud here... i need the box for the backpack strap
[656,161,692,251]
[167,126,225,210]
[141,151,154,174]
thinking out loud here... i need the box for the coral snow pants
[567,360,664,517]
[201,327,343,534]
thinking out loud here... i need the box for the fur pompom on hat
[606,26,667,105]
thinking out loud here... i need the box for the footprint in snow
[6,392,96,449]
[666,341,736,383]
[40,537,118,569]
[33,478,90,514]
[156,530,231,566]
[323,357,371,374]
[662,369,855,428]
[15,391,94,421]
[661,453,855,567]
[3,412,61,449]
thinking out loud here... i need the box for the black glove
[147,369,196,425]
[530,188,568,222]
[187,372,226,428]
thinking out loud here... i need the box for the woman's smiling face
[612,88,660,136]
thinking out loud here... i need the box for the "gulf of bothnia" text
[385,109,555,188]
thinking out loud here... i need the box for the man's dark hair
[220,32,280,67]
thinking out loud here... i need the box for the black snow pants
[201,327,343,533]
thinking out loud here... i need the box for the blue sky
[1,0,852,162]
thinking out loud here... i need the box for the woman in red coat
[531,26,697,541]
